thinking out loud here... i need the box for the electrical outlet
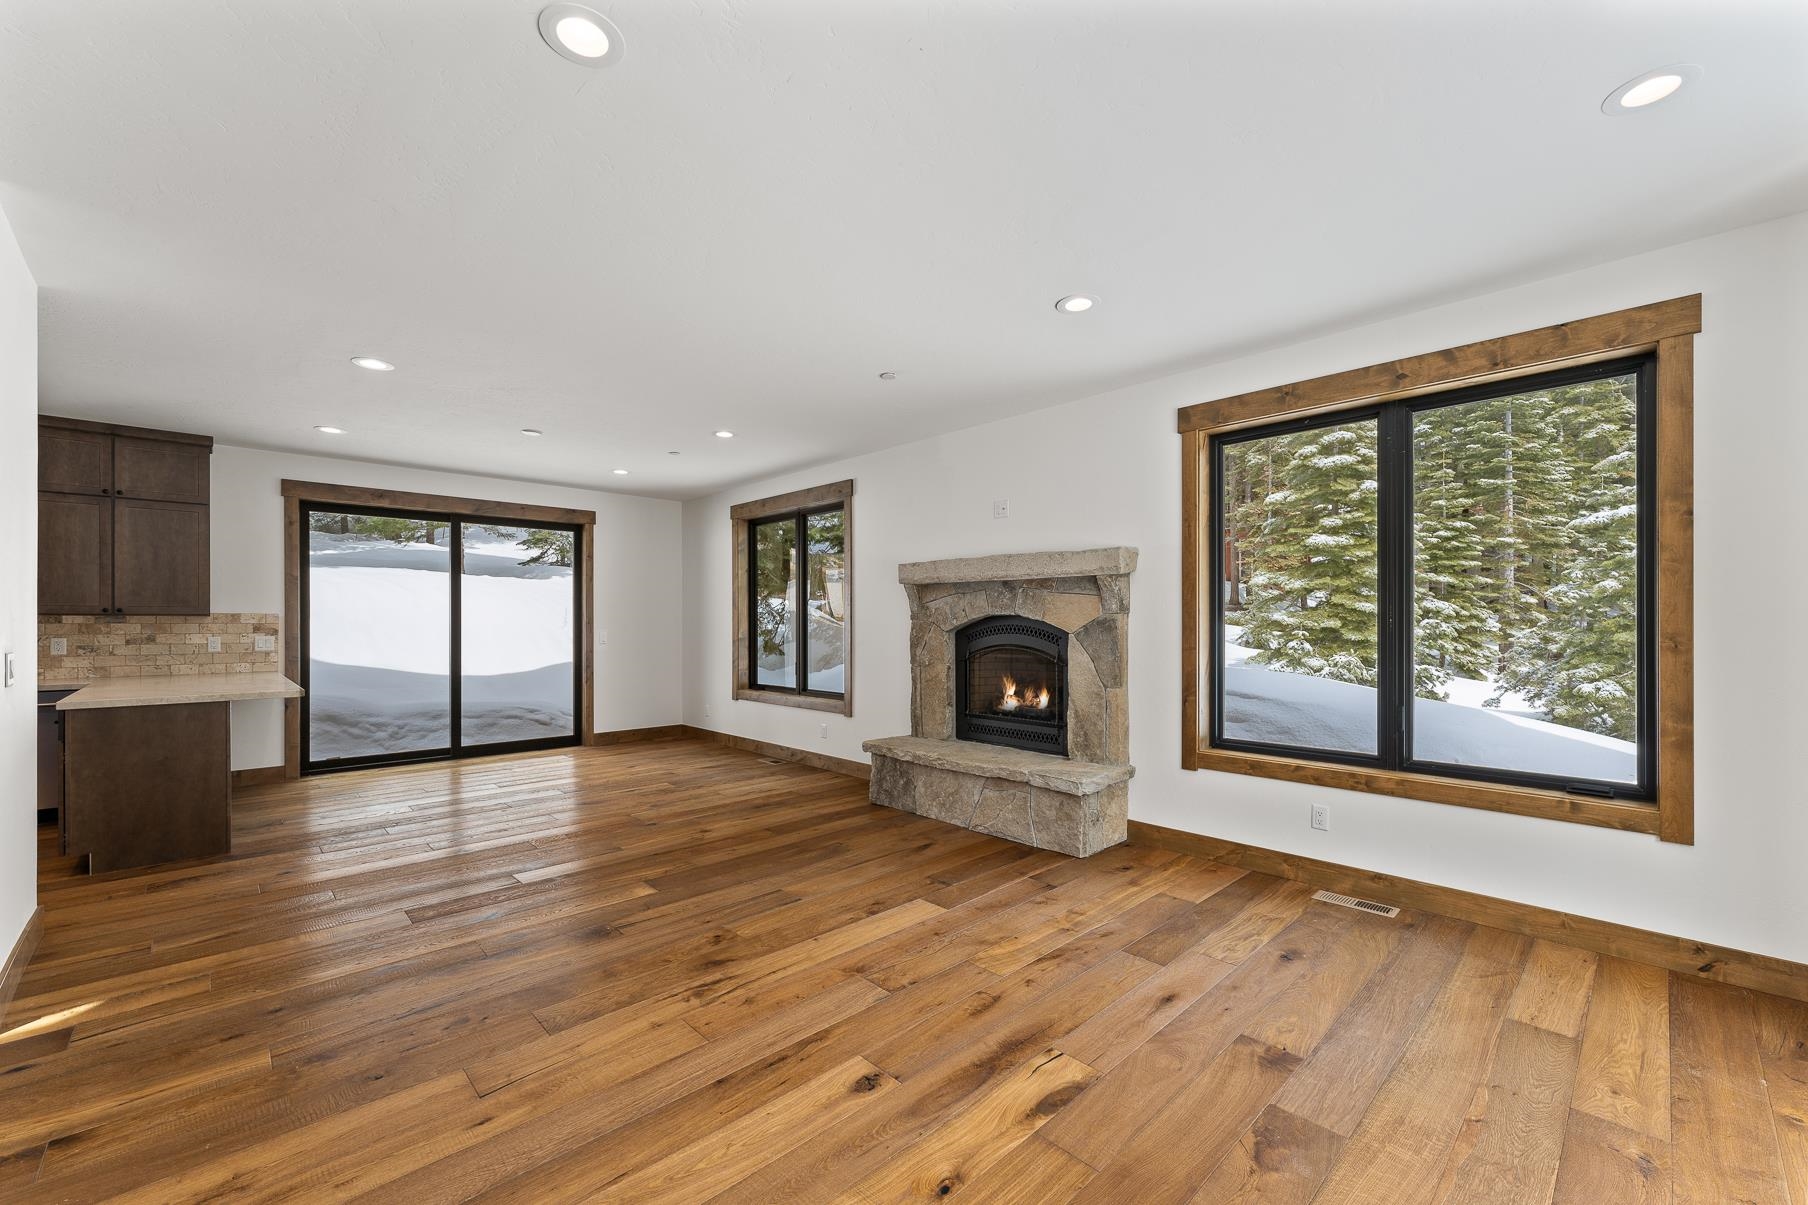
[599,629,608,645]
[51,637,68,656]
[703,704,712,719]
[1310,803,1331,832]
[207,635,222,653]
[992,498,1010,519]
[819,722,829,740]
[254,635,276,652]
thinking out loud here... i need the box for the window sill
[1185,745,1661,837]
[735,687,852,716]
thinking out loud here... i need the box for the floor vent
[1312,890,1401,918]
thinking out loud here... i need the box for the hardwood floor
[3,739,1803,1202]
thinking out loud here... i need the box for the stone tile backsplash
[38,613,282,684]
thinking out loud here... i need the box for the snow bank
[1223,641,1636,783]
[308,661,576,759]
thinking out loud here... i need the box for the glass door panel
[304,508,453,767]
[460,523,580,749]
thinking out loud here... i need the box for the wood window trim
[731,479,854,716]
[1178,296,1698,843]
[280,480,597,778]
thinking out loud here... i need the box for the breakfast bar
[54,671,303,872]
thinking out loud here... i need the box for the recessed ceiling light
[315,425,345,435]
[538,4,623,67]
[878,371,898,380]
[715,430,735,439]
[611,468,629,475]
[667,451,681,456]
[1602,65,1700,114]
[350,356,394,372]
[1055,295,1096,313]
[520,428,543,437]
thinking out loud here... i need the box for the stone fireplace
[863,547,1136,857]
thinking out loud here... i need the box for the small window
[732,480,853,714]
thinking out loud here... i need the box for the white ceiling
[2,1,1804,500]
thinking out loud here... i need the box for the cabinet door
[38,492,113,614]
[113,437,211,504]
[113,498,209,614]
[39,426,114,495]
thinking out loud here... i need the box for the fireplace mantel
[866,546,1136,857]
[897,546,1138,585]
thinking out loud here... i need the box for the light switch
[254,635,276,652]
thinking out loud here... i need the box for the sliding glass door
[460,523,578,750]
[302,505,582,772]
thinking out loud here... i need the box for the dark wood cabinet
[38,417,212,616]
[37,690,75,816]
[39,426,113,495]
[113,498,210,613]
[113,436,210,504]
[38,492,113,614]
[64,702,231,872]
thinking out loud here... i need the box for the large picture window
[731,480,853,714]
[1212,359,1652,796]
[1178,296,1698,841]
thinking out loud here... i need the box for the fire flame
[997,675,1050,712]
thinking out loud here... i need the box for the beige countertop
[55,672,304,711]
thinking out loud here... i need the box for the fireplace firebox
[955,616,1068,756]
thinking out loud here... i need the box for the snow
[307,661,577,759]
[754,595,847,693]
[1221,631,1636,784]
[305,534,577,760]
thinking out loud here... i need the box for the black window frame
[299,502,585,774]
[1207,354,1657,802]
[745,501,848,702]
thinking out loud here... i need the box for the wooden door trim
[280,483,596,778]
[279,480,595,527]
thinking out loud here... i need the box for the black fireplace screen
[955,616,1068,756]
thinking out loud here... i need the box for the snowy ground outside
[307,533,576,760]
[755,598,847,692]
[1222,626,1636,783]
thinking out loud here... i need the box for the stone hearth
[863,547,1136,857]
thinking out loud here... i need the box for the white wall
[683,211,1808,963]
[211,446,684,769]
[0,204,39,961]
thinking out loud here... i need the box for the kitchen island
[55,672,303,872]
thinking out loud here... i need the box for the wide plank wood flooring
[4,739,1805,1202]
